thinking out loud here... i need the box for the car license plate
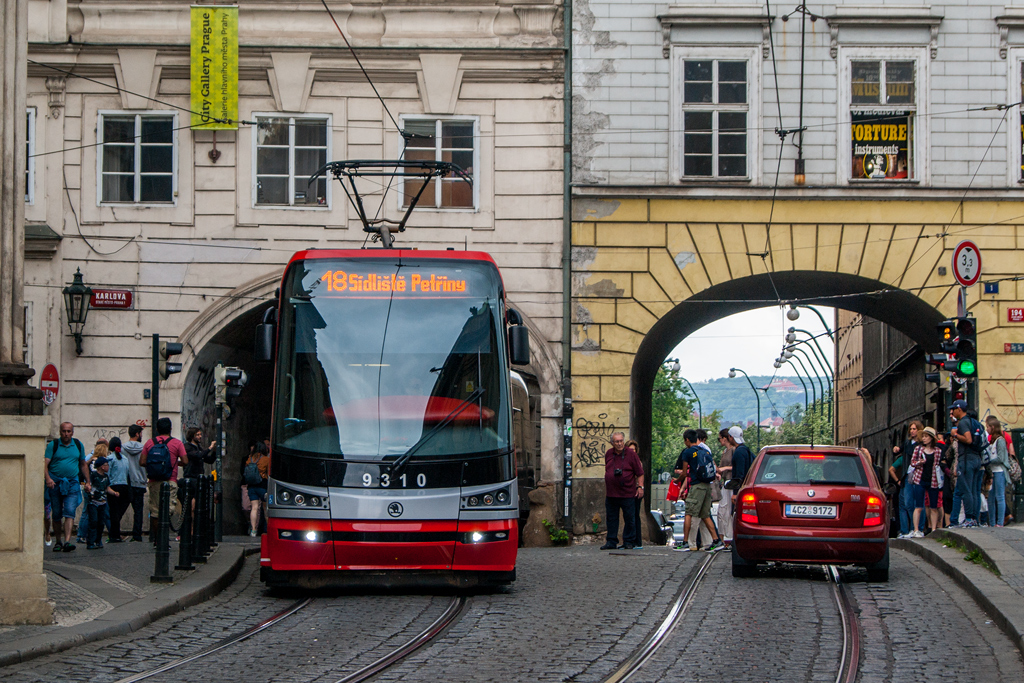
[785,503,837,518]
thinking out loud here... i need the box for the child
[88,457,119,550]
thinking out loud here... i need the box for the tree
[650,366,698,479]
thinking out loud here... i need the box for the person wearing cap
[727,425,754,484]
[949,400,985,528]
[908,426,943,537]
[87,457,120,550]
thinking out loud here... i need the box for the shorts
[247,486,267,502]
[684,482,713,519]
[911,483,940,509]
[147,480,179,519]
[48,481,82,520]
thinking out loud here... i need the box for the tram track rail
[825,565,861,683]
[109,594,469,683]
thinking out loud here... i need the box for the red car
[731,445,889,581]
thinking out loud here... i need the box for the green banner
[190,5,238,129]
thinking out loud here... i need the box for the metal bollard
[175,478,195,571]
[151,482,173,583]
[204,476,218,549]
[193,475,209,562]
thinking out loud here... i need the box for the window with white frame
[254,116,329,207]
[99,113,175,203]
[401,118,476,209]
[25,108,34,204]
[678,58,751,179]
[848,59,916,181]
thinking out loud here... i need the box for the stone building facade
[24,0,566,534]
[571,0,1024,533]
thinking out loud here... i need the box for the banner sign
[190,5,238,130]
[851,111,911,180]
[90,289,134,310]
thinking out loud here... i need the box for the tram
[256,248,530,589]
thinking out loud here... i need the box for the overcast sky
[671,306,835,383]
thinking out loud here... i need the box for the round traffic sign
[952,240,982,287]
[40,363,59,405]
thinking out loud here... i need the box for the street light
[788,345,827,419]
[664,357,702,429]
[729,367,762,450]
[62,268,92,355]
[775,357,810,414]
[787,327,834,374]
[785,352,818,415]
[785,305,835,341]
[787,341,833,424]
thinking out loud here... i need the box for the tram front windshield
[274,257,509,461]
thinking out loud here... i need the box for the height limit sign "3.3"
[953,240,982,288]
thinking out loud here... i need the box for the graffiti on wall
[984,374,1024,426]
[181,362,219,438]
[574,413,620,469]
[92,419,147,442]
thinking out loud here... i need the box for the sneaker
[52,542,63,552]
[129,537,142,543]
[87,544,99,550]
[44,539,53,547]
[600,542,617,550]
[963,520,979,528]
[622,544,636,550]
[911,531,925,538]
[947,523,961,529]
[62,543,76,552]
[633,545,644,550]
[108,537,123,543]
[897,532,912,539]
[706,540,724,552]
[249,529,259,538]
[76,537,86,545]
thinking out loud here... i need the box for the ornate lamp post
[62,268,92,355]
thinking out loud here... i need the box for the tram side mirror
[509,325,530,366]
[255,308,277,363]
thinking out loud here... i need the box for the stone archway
[570,196,1024,533]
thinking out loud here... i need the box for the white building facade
[24,0,566,533]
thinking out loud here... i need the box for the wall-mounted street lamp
[62,268,91,355]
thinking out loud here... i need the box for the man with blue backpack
[44,422,91,552]
[949,400,985,528]
[139,418,188,544]
[673,429,723,553]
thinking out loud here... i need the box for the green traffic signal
[957,358,977,377]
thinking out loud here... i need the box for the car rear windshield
[756,453,868,486]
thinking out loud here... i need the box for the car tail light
[799,454,825,459]
[740,493,758,524]
[864,495,882,526]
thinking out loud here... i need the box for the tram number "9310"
[362,472,427,488]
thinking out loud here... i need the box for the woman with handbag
[985,417,1010,527]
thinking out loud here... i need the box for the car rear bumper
[734,524,888,564]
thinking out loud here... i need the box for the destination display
[319,270,468,294]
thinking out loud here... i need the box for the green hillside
[688,375,825,425]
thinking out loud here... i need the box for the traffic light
[955,317,977,378]
[158,340,183,379]
[214,365,247,406]
[938,320,957,354]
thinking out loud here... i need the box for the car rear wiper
[389,387,486,476]
[808,479,859,486]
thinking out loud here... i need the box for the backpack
[693,448,717,484]
[145,437,174,481]
[48,437,84,464]
[243,456,264,487]
[967,418,987,459]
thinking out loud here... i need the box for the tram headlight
[483,494,494,506]
[461,487,514,509]
[468,496,480,507]
[280,490,291,503]
[293,494,305,506]
[496,490,509,504]
[310,496,321,507]
[305,531,318,542]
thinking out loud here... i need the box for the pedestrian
[941,435,956,528]
[87,457,119,549]
[889,421,922,536]
[949,401,985,528]
[907,426,943,537]
[44,422,90,552]
[106,437,130,542]
[78,440,109,544]
[244,441,272,538]
[985,416,1010,528]
[184,427,217,479]
[600,432,644,550]
[122,424,148,541]
[728,426,754,484]
[717,429,735,545]
[140,418,188,543]
[625,439,644,549]
[673,429,722,553]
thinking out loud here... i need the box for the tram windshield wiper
[389,387,486,476]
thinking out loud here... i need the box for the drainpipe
[561,0,574,533]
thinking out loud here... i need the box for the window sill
[676,178,751,184]
[253,204,331,211]
[98,202,176,208]
[847,179,920,185]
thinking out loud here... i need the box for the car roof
[757,445,864,456]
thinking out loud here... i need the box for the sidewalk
[0,536,258,667]
[894,525,1024,654]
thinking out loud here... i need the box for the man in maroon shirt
[601,432,645,550]
[140,417,188,543]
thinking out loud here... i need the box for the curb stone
[0,545,255,668]
[892,537,1024,655]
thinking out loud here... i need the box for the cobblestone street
[2,544,1022,682]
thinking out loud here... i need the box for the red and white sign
[40,363,58,405]
[90,289,133,310]
[952,240,982,287]
[1010,308,1024,323]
